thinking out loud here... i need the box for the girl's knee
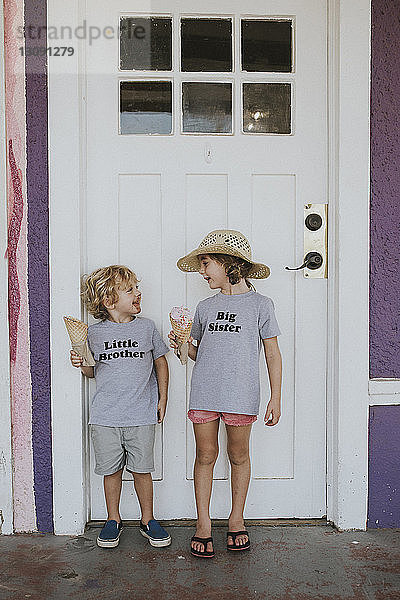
[227,447,250,466]
[196,446,219,466]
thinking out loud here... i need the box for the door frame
[47,0,370,533]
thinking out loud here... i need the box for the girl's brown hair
[208,253,255,290]
[81,265,139,320]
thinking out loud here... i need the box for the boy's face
[198,254,228,289]
[105,279,141,319]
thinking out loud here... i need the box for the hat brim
[177,246,270,279]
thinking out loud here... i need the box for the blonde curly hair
[81,265,139,321]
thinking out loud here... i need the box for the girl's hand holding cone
[168,331,193,349]
[169,307,194,365]
[168,330,194,365]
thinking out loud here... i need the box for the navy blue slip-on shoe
[97,520,123,548]
[139,519,171,547]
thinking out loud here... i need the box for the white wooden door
[85,0,327,520]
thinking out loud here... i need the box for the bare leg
[192,420,220,553]
[130,472,154,526]
[226,424,252,547]
[104,469,123,523]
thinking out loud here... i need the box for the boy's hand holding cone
[169,307,193,365]
[63,316,95,367]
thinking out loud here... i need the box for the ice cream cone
[63,316,95,367]
[169,307,193,365]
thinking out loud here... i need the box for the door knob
[285,251,323,271]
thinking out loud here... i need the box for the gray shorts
[90,424,155,475]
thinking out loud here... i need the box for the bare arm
[187,339,198,361]
[154,355,169,423]
[70,350,95,378]
[262,337,282,426]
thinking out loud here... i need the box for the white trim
[0,0,14,535]
[48,0,87,535]
[369,379,400,405]
[326,0,340,533]
[326,0,370,530]
[48,0,372,533]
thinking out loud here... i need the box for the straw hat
[177,230,270,279]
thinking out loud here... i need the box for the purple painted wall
[24,0,53,533]
[367,405,400,528]
[368,0,400,529]
[370,0,400,378]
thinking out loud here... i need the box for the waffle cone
[169,314,192,365]
[63,316,95,367]
[64,316,88,344]
[169,315,193,345]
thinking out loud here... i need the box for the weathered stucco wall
[370,0,400,378]
[368,0,400,529]
[4,0,36,533]
[24,0,53,534]
[368,405,400,527]
[4,0,52,533]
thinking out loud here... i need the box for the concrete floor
[1,524,400,599]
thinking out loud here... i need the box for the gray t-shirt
[189,291,281,415]
[87,317,169,427]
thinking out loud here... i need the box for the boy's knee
[104,468,123,479]
[196,447,218,466]
[128,470,151,479]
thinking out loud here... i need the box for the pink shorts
[188,410,257,426]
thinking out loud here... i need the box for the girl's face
[198,255,228,289]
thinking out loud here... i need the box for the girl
[169,230,282,558]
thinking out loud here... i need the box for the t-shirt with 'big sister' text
[189,290,281,415]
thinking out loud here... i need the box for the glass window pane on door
[241,20,292,72]
[182,82,232,133]
[120,17,172,71]
[243,83,291,133]
[181,18,232,72]
[120,81,172,134]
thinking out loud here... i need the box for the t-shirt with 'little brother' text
[87,317,169,427]
[189,290,281,415]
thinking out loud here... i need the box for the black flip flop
[227,530,250,551]
[190,536,215,558]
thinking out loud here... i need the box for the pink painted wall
[4,0,36,532]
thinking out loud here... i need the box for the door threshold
[87,517,329,529]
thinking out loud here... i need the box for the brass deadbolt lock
[285,204,328,278]
[305,213,323,231]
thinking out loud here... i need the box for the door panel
[86,0,327,519]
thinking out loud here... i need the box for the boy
[70,265,171,548]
